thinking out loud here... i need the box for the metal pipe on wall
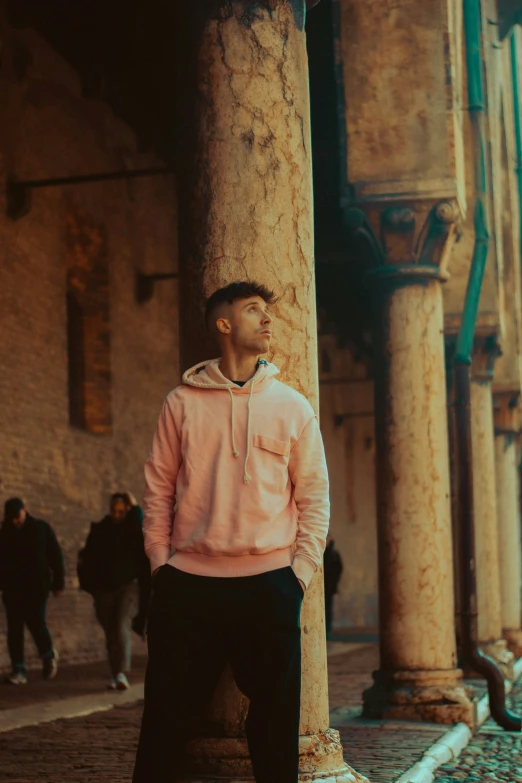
[454,0,521,732]
[510,29,522,265]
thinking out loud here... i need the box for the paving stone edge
[393,657,522,783]
[0,683,145,733]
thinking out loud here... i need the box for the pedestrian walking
[77,492,150,691]
[0,497,64,685]
[133,281,330,783]
[323,536,343,638]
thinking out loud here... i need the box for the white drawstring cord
[228,388,239,458]
[243,380,254,483]
[228,374,256,482]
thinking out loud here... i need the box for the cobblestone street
[433,681,522,783]
[1,642,522,782]
[0,643,459,782]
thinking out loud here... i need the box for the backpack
[77,545,98,594]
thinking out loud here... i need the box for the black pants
[133,565,303,783]
[2,592,53,671]
[93,583,137,677]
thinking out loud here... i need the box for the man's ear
[216,317,231,335]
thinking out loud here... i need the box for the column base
[362,668,475,727]
[479,638,515,680]
[503,629,522,658]
[182,730,369,782]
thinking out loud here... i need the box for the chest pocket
[253,434,290,457]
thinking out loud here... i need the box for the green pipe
[454,0,521,732]
[510,30,522,263]
[454,0,490,365]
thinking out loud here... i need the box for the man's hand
[123,492,138,507]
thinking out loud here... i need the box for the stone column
[470,346,515,679]
[494,389,522,657]
[345,203,474,726]
[177,2,367,781]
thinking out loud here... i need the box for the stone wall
[318,335,378,630]
[0,20,179,670]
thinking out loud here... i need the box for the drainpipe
[510,30,522,263]
[510,27,522,558]
[454,0,521,731]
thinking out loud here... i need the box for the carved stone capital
[344,199,460,284]
[471,336,502,382]
[493,388,520,435]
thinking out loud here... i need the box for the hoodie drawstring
[243,380,254,483]
[228,388,240,459]
[228,378,255,483]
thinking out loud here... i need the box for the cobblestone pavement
[339,722,448,783]
[0,656,148,711]
[1,642,513,783]
[0,643,445,783]
[433,681,522,783]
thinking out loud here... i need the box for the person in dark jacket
[78,492,150,690]
[0,497,64,684]
[323,536,343,639]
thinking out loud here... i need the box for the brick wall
[0,19,179,671]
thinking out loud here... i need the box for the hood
[182,358,279,392]
[181,358,280,484]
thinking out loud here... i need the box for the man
[133,281,330,783]
[0,498,64,684]
[78,492,150,690]
[323,536,343,638]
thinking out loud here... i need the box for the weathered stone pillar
[494,389,522,657]
[177,2,367,781]
[343,203,474,726]
[470,346,515,679]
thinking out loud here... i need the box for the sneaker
[42,649,59,680]
[5,671,27,685]
[108,678,118,690]
[115,672,130,691]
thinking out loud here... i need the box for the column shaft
[363,271,473,725]
[469,373,515,678]
[177,2,367,780]
[471,378,503,643]
[494,392,522,656]
[377,282,455,670]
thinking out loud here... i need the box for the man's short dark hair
[205,281,277,327]
[4,497,24,522]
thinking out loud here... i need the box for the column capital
[493,387,521,435]
[471,336,502,382]
[344,198,460,286]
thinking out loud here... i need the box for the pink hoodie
[143,359,330,588]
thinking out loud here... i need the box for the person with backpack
[0,497,64,684]
[78,492,150,690]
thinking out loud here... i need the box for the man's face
[12,509,26,528]
[220,296,273,355]
[110,500,127,522]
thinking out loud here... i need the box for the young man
[133,281,330,783]
[0,498,64,684]
[78,493,150,690]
